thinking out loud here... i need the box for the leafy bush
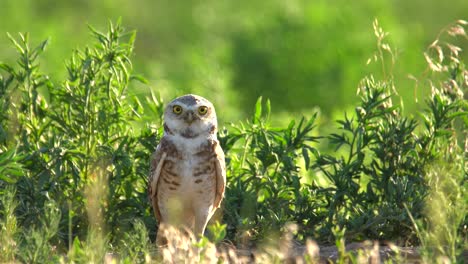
[219,99,321,243]
[0,20,466,262]
[0,21,159,254]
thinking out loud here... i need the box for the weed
[0,186,19,263]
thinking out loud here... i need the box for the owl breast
[156,135,218,217]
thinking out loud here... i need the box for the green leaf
[253,96,262,124]
[126,30,137,51]
[287,119,295,131]
[447,111,468,119]
[265,98,271,122]
[0,62,15,73]
[0,174,16,183]
[130,74,148,84]
[302,146,310,170]
[71,237,85,257]
[434,129,452,137]
[7,32,25,54]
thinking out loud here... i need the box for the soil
[230,242,468,263]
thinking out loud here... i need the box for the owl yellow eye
[173,105,183,114]
[198,106,208,115]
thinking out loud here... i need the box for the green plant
[309,20,467,247]
[0,186,19,263]
[312,76,428,242]
[0,21,160,262]
[18,201,61,263]
[406,20,468,263]
[207,221,227,244]
[117,219,152,263]
[220,96,320,242]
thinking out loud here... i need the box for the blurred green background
[1,0,467,123]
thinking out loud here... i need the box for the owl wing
[148,146,167,222]
[213,142,226,209]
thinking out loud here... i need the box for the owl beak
[184,111,195,124]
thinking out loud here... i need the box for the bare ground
[229,242,468,263]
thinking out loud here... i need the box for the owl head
[163,94,218,138]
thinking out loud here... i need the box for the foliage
[219,97,320,243]
[313,76,427,242]
[0,21,160,261]
[0,186,18,262]
[0,20,466,262]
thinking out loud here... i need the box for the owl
[148,94,226,246]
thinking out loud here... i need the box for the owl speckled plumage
[148,94,226,245]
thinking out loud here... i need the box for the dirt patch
[230,242,467,263]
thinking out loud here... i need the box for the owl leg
[180,212,195,238]
[193,208,212,238]
[156,222,169,247]
[156,213,195,246]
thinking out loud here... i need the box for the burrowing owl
[148,94,226,245]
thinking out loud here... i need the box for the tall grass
[0,20,466,262]
[0,186,18,262]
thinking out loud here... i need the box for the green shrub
[0,21,159,255]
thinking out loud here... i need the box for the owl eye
[198,106,208,115]
[173,105,183,114]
